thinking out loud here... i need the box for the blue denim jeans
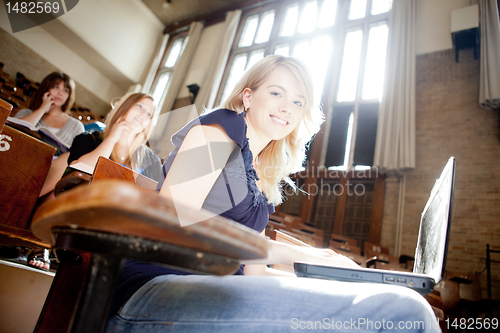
[105,275,441,332]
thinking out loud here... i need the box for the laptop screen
[413,157,455,283]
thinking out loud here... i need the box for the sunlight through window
[219,0,392,169]
[298,1,318,34]
[274,44,290,56]
[318,0,337,28]
[293,40,310,64]
[309,35,333,100]
[280,4,299,37]
[337,30,363,102]
[151,73,170,106]
[255,10,275,43]
[362,23,389,100]
[371,0,392,15]
[221,54,247,103]
[164,37,186,68]
[343,112,354,168]
[348,0,367,20]
[247,49,265,69]
[239,15,259,47]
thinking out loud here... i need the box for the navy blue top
[110,109,274,315]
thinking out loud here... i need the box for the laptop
[294,157,456,295]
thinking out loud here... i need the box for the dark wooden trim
[332,176,348,235]
[299,176,316,223]
[369,174,385,244]
[163,0,280,35]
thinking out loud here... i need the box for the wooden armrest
[32,180,268,262]
[54,170,91,196]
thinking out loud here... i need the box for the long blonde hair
[220,55,324,205]
[103,92,155,168]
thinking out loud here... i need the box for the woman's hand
[293,246,360,269]
[40,92,54,113]
[242,234,361,270]
[107,120,130,144]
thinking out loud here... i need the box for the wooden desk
[31,180,268,333]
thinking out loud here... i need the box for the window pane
[239,15,259,47]
[325,105,353,167]
[371,0,392,15]
[298,1,318,34]
[337,30,363,102]
[247,49,265,69]
[352,103,379,167]
[221,54,248,103]
[280,4,299,37]
[318,0,338,28]
[348,0,367,20]
[362,23,389,100]
[292,40,310,64]
[274,43,290,56]
[164,37,185,68]
[151,72,171,106]
[309,35,333,98]
[255,10,275,44]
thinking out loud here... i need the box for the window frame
[149,31,189,109]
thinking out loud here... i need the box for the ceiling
[141,0,250,28]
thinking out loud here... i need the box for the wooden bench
[330,233,358,247]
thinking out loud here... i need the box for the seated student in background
[68,92,162,182]
[13,72,84,271]
[105,55,439,332]
[14,71,85,148]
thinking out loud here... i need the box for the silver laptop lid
[413,157,455,283]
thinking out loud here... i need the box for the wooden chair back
[330,233,358,247]
[54,156,158,196]
[329,240,362,255]
[0,99,54,247]
[91,156,157,190]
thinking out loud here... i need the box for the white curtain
[160,21,204,115]
[373,0,417,173]
[194,10,241,112]
[479,0,500,109]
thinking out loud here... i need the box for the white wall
[57,0,163,83]
[0,0,163,104]
[0,262,54,333]
[416,0,478,55]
